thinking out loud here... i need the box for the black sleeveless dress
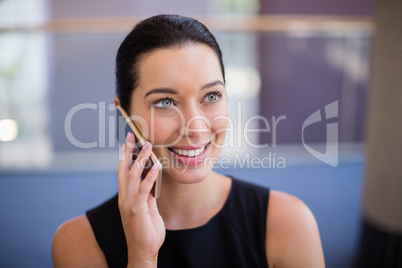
[86,177,270,268]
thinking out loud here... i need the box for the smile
[167,143,210,157]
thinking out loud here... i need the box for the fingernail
[121,144,125,152]
[126,132,132,142]
[151,163,158,173]
[143,141,150,150]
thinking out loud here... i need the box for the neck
[156,171,230,230]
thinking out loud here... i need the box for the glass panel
[0,21,372,170]
[0,32,51,169]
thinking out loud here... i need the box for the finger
[132,142,153,176]
[136,162,160,204]
[147,191,159,214]
[126,141,152,199]
[132,147,140,162]
[117,132,136,202]
[117,144,127,202]
[125,132,137,164]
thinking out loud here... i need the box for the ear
[114,96,121,107]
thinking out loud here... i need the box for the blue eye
[153,98,174,108]
[205,91,221,102]
[161,99,173,107]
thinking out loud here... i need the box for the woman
[52,15,325,268]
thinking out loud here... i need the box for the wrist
[127,255,158,268]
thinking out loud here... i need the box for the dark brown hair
[115,14,225,112]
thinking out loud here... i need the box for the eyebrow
[144,88,178,98]
[144,80,224,99]
[201,80,225,90]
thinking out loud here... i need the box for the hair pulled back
[115,14,225,112]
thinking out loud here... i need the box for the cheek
[149,117,180,144]
[209,107,229,141]
[212,119,228,142]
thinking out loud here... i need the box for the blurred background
[1,0,401,267]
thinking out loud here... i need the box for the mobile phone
[116,105,162,199]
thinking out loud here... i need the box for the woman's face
[129,43,228,184]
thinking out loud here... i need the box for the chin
[163,164,213,184]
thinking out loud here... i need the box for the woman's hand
[118,132,165,268]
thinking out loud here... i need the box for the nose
[180,104,211,140]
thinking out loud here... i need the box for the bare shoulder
[265,190,325,268]
[51,215,108,268]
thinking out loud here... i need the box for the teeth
[171,145,207,157]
